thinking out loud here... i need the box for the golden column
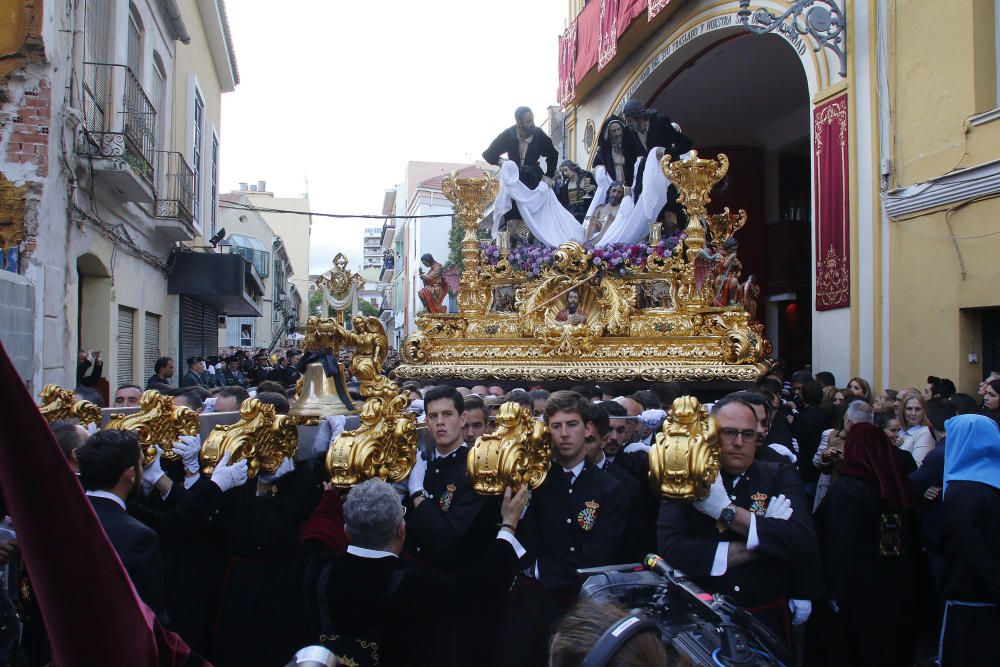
[440,172,499,314]
[662,151,730,310]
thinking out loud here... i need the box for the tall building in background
[363,227,382,269]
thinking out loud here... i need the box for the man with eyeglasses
[656,395,820,646]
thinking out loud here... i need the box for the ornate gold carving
[327,392,417,487]
[706,207,748,250]
[200,398,298,477]
[37,384,101,427]
[394,156,770,384]
[467,402,551,495]
[107,390,200,465]
[648,396,720,501]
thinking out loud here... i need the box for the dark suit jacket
[656,460,819,609]
[517,461,629,592]
[318,539,521,667]
[483,126,558,189]
[89,495,166,618]
[179,370,204,388]
[792,405,830,483]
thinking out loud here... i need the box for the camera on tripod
[576,554,791,667]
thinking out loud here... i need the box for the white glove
[623,442,651,454]
[407,450,428,496]
[788,599,812,625]
[692,474,730,520]
[141,448,165,494]
[172,435,202,475]
[764,494,793,520]
[203,397,216,414]
[313,416,346,452]
[210,452,249,492]
[206,365,216,375]
[638,409,667,430]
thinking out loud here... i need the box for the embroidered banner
[648,0,672,21]
[813,94,850,311]
[558,21,577,106]
[598,0,620,71]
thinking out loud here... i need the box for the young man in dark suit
[75,429,166,619]
[496,391,629,667]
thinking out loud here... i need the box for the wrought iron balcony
[152,151,194,226]
[78,62,157,186]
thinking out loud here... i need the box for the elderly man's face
[608,186,625,206]
[114,386,142,407]
[609,123,624,142]
[517,112,535,133]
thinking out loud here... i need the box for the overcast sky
[220,0,565,274]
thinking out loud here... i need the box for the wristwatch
[719,504,737,528]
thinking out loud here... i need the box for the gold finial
[648,396,720,501]
[467,402,551,495]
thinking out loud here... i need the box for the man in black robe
[483,106,560,239]
[622,99,693,209]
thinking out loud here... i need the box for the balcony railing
[152,151,194,225]
[78,62,157,184]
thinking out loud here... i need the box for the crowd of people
[3,357,998,666]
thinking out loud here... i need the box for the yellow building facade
[558,0,1000,392]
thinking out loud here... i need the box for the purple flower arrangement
[480,236,681,278]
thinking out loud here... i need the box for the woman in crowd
[938,413,1000,665]
[897,394,934,466]
[876,411,902,443]
[980,378,1000,423]
[847,377,873,403]
[824,422,919,667]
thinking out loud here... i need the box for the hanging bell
[289,362,355,418]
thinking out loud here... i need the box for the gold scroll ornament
[200,398,298,478]
[648,396,720,501]
[467,402,551,495]
[38,384,101,427]
[313,314,418,487]
[106,390,200,465]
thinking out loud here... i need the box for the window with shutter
[144,312,160,380]
[117,306,135,387]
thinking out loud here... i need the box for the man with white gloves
[656,394,821,647]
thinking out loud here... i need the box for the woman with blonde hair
[896,393,934,466]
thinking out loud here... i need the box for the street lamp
[737,0,847,77]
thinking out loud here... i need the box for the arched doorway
[612,30,814,371]
[77,253,112,393]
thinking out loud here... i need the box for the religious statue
[417,253,447,313]
[555,160,596,223]
[738,274,760,316]
[585,181,625,241]
[554,288,588,326]
[319,315,393,400]
[713,237,743,307]
[482,106,559,220]
[593,116,642,188]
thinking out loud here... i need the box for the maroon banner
[598,0,621,70]
[813,93,850,311]
[648,0,672,21]
[558,21,577,106]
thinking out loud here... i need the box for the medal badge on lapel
[438,483,457,512]
[749,492,769,517]
[577,500,600,531]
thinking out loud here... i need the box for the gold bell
[289,362,355,418]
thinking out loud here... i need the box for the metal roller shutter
[144,312,161,380]
[180,296,220,363]
[117,306,135,387]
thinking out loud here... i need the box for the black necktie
[564,469,575,486]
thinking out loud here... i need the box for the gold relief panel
[327,393,417,487]
[38,384,101,427]
[415,314,468,338]
[199,398,297,477]
[107,390,201,465]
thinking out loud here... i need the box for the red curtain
[648,0,672,21]
[558,0,649,93]
[813,94,850,311]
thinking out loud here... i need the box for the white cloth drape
[594,148,670,246]
[492,160,584,246]
[323,286,353,312]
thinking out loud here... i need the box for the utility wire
[220,201,458,220]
